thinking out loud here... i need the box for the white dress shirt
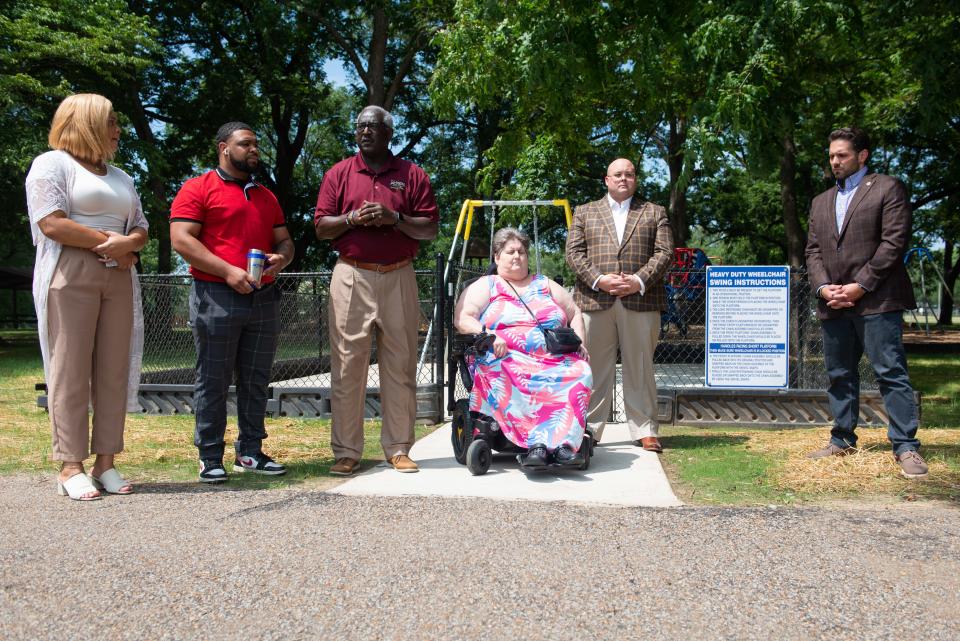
[609,194,631,244]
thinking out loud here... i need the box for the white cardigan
[25,150,148,412]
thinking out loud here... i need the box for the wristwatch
[395,211,404,224]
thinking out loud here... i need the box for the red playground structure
[660,247,712,338]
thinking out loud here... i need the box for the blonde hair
[48,93,115,164]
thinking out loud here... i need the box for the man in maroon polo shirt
[315,106,439,476]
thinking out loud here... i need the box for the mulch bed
[903,326,960,351]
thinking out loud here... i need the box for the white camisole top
[69,161,133,233]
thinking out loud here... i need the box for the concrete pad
[274,363,435,388]
[328,422,682,507]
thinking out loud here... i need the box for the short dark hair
[828,127,871,153]
[216,121,255,145]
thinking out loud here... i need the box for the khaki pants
[584,301,660,441]
[47,247,133,461]
[328,261,419,460]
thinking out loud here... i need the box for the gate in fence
[132,261,447,422]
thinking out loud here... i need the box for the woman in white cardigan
[25,94,148,500]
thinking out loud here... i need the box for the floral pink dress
[469,275,592,451]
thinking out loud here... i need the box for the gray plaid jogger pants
[189,279,281,461]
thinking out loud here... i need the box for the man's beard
[229,153,259,174]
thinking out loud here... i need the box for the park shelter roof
[0,266,32,291]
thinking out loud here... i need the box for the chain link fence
[443,263,878,422]
[651,266,879,389]
[138,265,445,392]
[138,262,884,423]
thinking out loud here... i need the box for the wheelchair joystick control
[474,331,496,354]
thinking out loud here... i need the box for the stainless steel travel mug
[247,249,266,287]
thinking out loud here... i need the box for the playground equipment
[417,199,572,370]
[660,247,711,338]
[903,247,951,335]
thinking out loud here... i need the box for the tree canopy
[2,0,957,321]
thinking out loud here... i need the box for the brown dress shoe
[895,450,929,479]
[635,437,663,453]
[330,458,359,476]
[806,443,856,459]
[388,454,419,473]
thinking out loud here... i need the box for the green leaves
[0,0,156,262]
[0,0,155,98]
[1,0,956,282]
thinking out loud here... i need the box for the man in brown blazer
[805,127,927,478]
[566,158,674,451]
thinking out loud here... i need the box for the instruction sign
[705,266,790,388]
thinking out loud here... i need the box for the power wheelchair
[446,321,594,476]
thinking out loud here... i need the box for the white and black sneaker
[199,459,228,483]
[233,452,287,476]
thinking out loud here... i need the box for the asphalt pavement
[2,473,958,641]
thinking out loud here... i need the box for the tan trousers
[584,301,660,441]
[328,261,419,460]
[47,247,133,461]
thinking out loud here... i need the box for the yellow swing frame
[418,199,573,370]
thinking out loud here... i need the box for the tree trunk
[269,96,312,272]
[779,133,806,268]
[125,89,172,273]
[366,8,387,106]
[667,116,689,248]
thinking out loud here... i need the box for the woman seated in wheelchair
[454,227,592,467]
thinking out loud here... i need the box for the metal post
[314,275,321,362]
[533,205,541,275]
[794,269,806,389]
[919,253,930,334]
[434,253,446,422]
[488,204,497,263]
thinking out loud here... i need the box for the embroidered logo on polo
[390,180,406,191]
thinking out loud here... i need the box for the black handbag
[542,326,583,354]
[503,278,582,355]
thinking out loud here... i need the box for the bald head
[604,158,637,203]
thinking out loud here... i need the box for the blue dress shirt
[835,165,869,232]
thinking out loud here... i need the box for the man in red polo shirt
[315,106,439,476]
[171,122,294,483]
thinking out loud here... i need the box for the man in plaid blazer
[566,158,674,452]
[804,127,927,478]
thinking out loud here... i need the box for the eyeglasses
[607,172,637,180]
[356,121,387,133]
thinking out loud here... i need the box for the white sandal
[91,468,134,495]
[57,472,102,501]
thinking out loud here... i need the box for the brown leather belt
[339,257,413,273]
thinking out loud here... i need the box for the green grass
[0,333,437,487]
[907,353,960,427]
[660,430,798,505]
[3,330,957,503]
[661,350,960,505]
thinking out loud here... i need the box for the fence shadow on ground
[132,457,376,493]
[659,433,750,450]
